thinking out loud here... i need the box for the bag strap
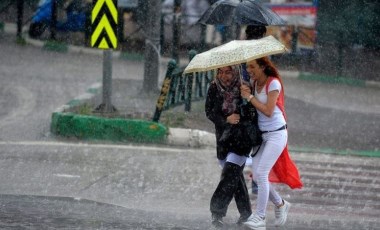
[250,145,261,158]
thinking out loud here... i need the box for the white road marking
[53,174,81,178]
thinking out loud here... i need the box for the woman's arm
[206,82,241,125]
[205,83,227,126]
[241,85,279,117]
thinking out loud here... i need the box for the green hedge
[51,112,168,143]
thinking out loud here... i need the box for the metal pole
[184,50,197,112]
[172,0,181,64]
[102,50,113,112]
[16,0,24,38]
[200,24,206,51]
[84,2,92,46]
[291,25,298,54]
[117,8,124,43]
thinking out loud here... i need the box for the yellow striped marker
[91,0,118,49]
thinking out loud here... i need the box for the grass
[160,111,186,127]
[76,103,93,115]
[120,51,144,61]
[16,36,27,45]
[71,100,203,130]
[43,40,68,53]
[299,72,366,87]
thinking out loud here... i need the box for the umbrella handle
[238,65,249,105]
[238,64,250,85]
[238,64,244,84]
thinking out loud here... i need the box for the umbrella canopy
[184,35,287,74]
[198,0,286,26]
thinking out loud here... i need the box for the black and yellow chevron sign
[91,0,118,49]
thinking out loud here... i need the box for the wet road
[283,77,380,152]
[0,142,379,229]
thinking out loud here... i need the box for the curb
[280,70,380,89]
[279,70,299,79]
[288,146,380,158]
[166,129,380,158]
[177,129,380,158]
[167,128,216,148]
[297,72,380,89]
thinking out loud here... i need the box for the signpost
[91,0,118,113]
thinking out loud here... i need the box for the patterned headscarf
[214,66,241,116]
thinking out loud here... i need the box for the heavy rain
[0,0,379,229]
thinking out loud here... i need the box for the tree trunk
[143,0,161,92]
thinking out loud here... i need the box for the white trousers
[251,129,288,218]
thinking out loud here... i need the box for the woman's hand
[227,113,240,124]
[240,85,251,100]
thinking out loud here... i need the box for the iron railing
[152,50,214,122]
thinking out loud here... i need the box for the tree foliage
[317,0,380,49]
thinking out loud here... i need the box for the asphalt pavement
[0,141,379,229]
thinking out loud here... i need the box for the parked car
[28,0,88,38]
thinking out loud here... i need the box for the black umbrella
[198,0,286,26]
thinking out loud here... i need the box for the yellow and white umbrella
[184,35,288,74]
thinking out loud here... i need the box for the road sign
[91,0,118,49]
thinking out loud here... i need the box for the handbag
[218,102,262,154]
[240,102,262,147]
[241,120,262,147]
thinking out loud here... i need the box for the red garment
[265,77,303,189]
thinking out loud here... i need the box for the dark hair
[255,57,279,78]
[255,57,284,93]
[245,25,267,40]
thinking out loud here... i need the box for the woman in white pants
[240,56,303,230]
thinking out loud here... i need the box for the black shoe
[211,213,224,228]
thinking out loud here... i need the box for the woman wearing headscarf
[205,65,258,228]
